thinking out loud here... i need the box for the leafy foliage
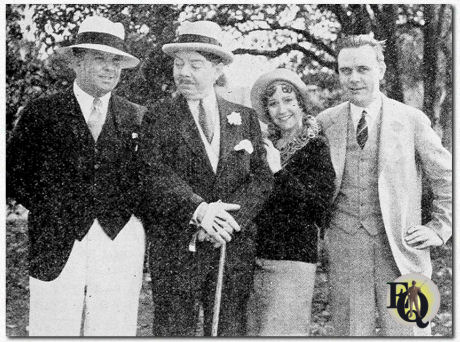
[7,4,452,142]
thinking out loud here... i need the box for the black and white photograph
[5,3,454,337]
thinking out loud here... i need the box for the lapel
[215,97,243,177]
[175,95,214,172]
[378,94,405,177]
[97,95,123,147]
[327,102,348,196]
[64,89,94,146]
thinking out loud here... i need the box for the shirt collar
[350,93,382,126]
[73,81,111,121]
[187,91,219,120]
[187,91,218,110]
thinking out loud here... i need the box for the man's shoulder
[26,89,72,109]
[112,94,147,113]
[143,96,185,131]
[316,101,348,128]
[18,89,74,124]
[383,96,429,123]
[112,94,147,124]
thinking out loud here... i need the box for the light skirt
[246,258,316,336]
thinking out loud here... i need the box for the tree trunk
[422,4,438,125]
[376,5,404,102]
[438,6,453,151]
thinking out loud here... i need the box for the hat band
[75,31,126,52]
[177,34,222,47]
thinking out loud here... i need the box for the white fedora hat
[251,69,310,124]
[162,21,234,65]
[57,16,140,69]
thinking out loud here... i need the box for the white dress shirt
[350,94,382,135]
[187,92,221,174]
[187,91,222,252]
[73,81,111,124]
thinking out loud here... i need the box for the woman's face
[266,83,304,133]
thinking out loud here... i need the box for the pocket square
[234,139,254,154]
[227,112,242,125]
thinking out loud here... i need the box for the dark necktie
[356,110,368,149]
[87,97,104,141]
[198,100,213,143]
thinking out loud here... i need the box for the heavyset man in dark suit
[7,16,146,336]
[140,20,273,336]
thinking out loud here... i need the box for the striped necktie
[87,97,104,141]
[356,110,368,149]
[198,99,214,143]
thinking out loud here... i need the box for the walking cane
[211,241,226,336]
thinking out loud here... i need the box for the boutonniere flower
[234,139,254,154]
[227,111,242,126]
[132,132,139,152]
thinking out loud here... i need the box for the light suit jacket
[316,94,452,277]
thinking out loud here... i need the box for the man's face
[73,49,122,98]
[173,50,223,100]
[337,45,385,107]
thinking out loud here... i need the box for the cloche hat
[250,68,310,124]
[162,21,234,65]
[57,16,140,69]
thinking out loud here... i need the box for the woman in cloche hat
[246,69,335,336]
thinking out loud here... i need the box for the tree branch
[239,24,336,57]
[233,43,337,70]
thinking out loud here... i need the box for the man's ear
[214,62,224,80]
[69,54,83,72]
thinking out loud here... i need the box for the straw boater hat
[162,21,234,65]
[250,68,310,124]
[57,16,140,69]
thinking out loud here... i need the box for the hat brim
[57,43,140,69]
[250,69,310,124]
[162,42,234,65]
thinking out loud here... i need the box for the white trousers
[29,216,145,336]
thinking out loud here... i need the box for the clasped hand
[197,201,241,247]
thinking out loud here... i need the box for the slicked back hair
[336,35,386,64]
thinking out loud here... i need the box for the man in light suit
[316,35,451,336]
[140,21,273,336]
[7,16,146,336]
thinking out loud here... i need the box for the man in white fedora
[139,20,273,336]
[316,35,451,336]
[7,16,146,336]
